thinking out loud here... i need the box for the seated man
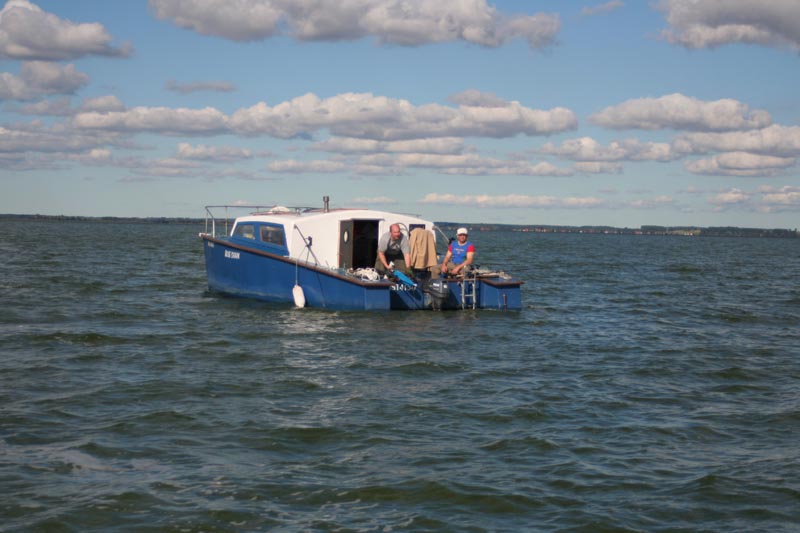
[440,227,474,277]
[375,223,411,275]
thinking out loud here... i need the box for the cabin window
[260,225,286,246]
[234,223,255,240]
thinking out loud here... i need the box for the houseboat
[199,197,522,311]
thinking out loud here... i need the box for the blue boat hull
[202,236,523,311]
[389,277,522,310]
[203,236,392,310]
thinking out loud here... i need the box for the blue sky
[1,0,799,227]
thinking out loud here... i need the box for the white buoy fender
[292,284,306,308]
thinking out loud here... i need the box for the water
[2,219,799,532]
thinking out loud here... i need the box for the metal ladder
[461,274,477,309]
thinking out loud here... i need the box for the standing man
[375,223,411,275]
[441,227,475,277]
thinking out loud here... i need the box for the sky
[1,0,799,228]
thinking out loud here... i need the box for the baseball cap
[457,227,468,235]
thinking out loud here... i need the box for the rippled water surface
[2,219,799,531]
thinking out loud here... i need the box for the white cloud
[0,0,130,60]
[230,92,577,140]
[313,136,465,155]
[355,152,572,176]
[709,188,751,206]
[360,152,500,169]
[714,151,795,170]
[350,196,397,205]
[448,89,510,108]
[165,80,236,94]
[0,71,27,100]
[80,95,126,113]
[260,150,573,177]
[67,148,113,165]
[759,186,800,212]
[581,1,624,17]
[22,61,88,94]
[686,152,795,177]
[500,12,561,49]
[176,142,253,161]
[673,125,800,158]
[268,159,347,173]
[420,192,605,208]
[68,92,576,141]
[0,123,123,155]
[627,196,674,209]
[657,0,800,51]
[14,94,126,118]
[148,0,560,49]
[573,161,623,174]
[590,93,771,131]
[0,61,88,101]
[540,136,677,162]
[72,106,229,135]
[14,97,73,116]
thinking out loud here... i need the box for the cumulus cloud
[230,92,577,140]
[448,89,510,108]
[72,106,229,136]
[0,61,89,100]
[657,0,800,51]
[66,148,113,165]
[573,161,623,174]
[20,61,88,94]
[354,152,572,176]
[420,192,604,208]
[350,196,397,205]
[0,71,27,100]
[79,95,126,113]
[759,186,800,212]
[165,80,236,94]
[175,142,253,161]
[539,136,677,162]
[709,188,751,207]
[673,125,800,158]
[268,159,347,173]
[13,97,73,116]
[685,152,795,177]
[148,0,560,49]
[581,1,624,17]
[313,136,465,155]
[264,149,573,177]
[0,0,131,60]
[444,161,572,177]
[68,92,575,141]
[12,94,126,118]
[590,93,771,132]
[360,152,498,170]
[499,12,561,49]
[0,123,123,155]
[627,196,674,209]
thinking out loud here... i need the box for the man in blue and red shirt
[440,227,474,277]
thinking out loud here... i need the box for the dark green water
[2,220,799,531]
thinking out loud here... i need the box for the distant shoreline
[1,213,797,238]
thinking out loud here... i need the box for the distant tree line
[439,222,798,238]
[2,214,797,238]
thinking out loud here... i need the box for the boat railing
[203,204,317,237]
[432,225,453,257]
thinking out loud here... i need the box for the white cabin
[219,206,437,271]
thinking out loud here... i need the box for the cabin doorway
[339,219,379,269]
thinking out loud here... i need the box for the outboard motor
[422,278,450,310]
